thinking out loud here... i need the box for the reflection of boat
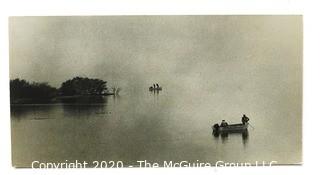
[212,122,248,133]
[149,87,162,91]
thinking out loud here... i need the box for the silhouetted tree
[10,78,57,103]
[59,77,107,96]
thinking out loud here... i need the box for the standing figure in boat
[241,114,250,124]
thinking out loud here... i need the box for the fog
[10,16,301,90]
[10,16,302,166]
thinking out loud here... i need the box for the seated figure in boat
[220,120,228,127]
[241,114,250,124]
[156,83,159,88]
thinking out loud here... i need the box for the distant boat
[149,87,162,91]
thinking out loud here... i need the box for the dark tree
[59,77,107,96]
[10,78,57,103]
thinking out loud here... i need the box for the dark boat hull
[212,123,248,133]
[149,87,162,91]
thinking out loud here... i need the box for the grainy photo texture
[9,16,302,168]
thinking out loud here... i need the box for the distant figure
[156,83,159,88]
[242,114,250,124]
[220,120,228,127]
[153,84,156,89]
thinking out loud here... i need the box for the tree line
[10,77,108,104]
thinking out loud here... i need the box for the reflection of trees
[10,105,58,120]
[61,94,110,118]
[59,96,107,104]
[62,103,109,118]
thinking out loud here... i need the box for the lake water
[11,86,302,167]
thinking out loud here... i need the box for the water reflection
[11,96,121,120]
[111,94,121,102]
[10,104,59,121]
[62,104,109,118]
[212,129,249,146]
[150,89,161,103]
[11,87,301,166]
[242,131,249,146]
[150,90,160,96]
[59,96,107,104]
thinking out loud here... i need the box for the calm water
[11,87,302,167]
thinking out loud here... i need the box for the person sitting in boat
[242,114,250,124]
[220,120,228,127]
[153,84,156,89]
[156,83,159,88]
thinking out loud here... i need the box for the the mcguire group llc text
[31,160,278,168]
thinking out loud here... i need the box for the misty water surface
[11,85,301,167]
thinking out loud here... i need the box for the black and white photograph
[9,15,302,168]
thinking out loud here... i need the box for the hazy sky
[9,16,302,93]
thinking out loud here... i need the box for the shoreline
[10,94,115,104]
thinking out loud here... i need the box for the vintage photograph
[9,16,302,168]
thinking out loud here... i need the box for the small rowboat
[149,87,162,91]
[212,122,248,133]
[212,115,250,134]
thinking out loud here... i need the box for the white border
[0,0,305,16]
[1,0,319,175]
